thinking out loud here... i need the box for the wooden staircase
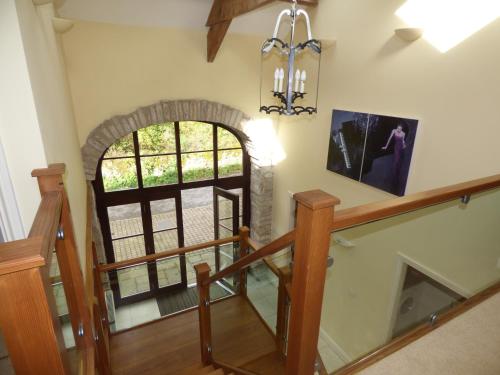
[181,363,227,374]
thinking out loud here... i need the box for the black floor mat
[156,284,232,316]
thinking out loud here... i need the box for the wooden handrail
[203,230,295,286]
[0,191,63,276]
[248,237,263,251]
[332,173,500,231]
[98,235,239,273]
[249,237,284,277]
[85,185,94,321]
[0,164,98,375]
[263,257,279,276]
[334,280,500,374]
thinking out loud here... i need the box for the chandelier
[260,0,322,116]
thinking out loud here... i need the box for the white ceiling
[58,0,287,36]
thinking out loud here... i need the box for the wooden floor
[110,296,277,375]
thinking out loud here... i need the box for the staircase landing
[110,295,277,375]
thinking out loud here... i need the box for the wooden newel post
[32,164,93,350]
[286,190,340,375]
[276,265,292,356]
[238,226,250,296]
[195,263,212,365]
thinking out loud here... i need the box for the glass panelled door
[150,196,186,290]
[105,193,186,306]
[95,121,250,306]
[213,187,240,291]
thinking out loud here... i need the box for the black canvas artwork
[327,110,419,196]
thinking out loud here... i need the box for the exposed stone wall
[81,100,273,245]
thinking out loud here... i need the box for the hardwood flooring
[110,296,277,375]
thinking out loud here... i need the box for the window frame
[93,121,251,306]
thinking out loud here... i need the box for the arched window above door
[100,121,245,192]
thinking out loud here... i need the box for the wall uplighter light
[395,0,500,52]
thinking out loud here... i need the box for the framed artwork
[327,110,419,196]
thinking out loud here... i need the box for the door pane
[102,158,138,192]
[157,256,182,288]
[151,198,182,288]
[141,155,178,187]
[218,149,243,178]
[182,187,214,246]
[138,123,176,155]
[117,264,150,298]
[108,203,143,239]
[153,230,178,252]
[112,236,146,262]
[151,198,177,231]
[229,188,244,227]
[180,121,213,152]
[181,152,214,182]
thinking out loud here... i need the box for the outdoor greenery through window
[101,122,244,192]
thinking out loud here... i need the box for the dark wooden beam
[207,19,232,63]
[207,0,318,27]
[207,0,274,27]
[206,0,319,62]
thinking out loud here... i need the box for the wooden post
[32,164,93,350]
[238,226,250,296]
[276,265,292,356]
[0,239,71,375]
[285,190,340,375]
[195,263,212,365]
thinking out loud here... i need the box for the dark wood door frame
[93,121,251,307]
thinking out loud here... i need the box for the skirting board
[319,327,353,363]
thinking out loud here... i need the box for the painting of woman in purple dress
[382,125,407,193]
[327,110,419,196]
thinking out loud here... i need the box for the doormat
[156,284,232,317]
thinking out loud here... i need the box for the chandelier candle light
[260,0,322,116]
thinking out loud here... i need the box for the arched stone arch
[81,99,273,243]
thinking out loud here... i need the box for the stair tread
[240,351,285,375]
[196,365,216,374]
[180,363,215,374]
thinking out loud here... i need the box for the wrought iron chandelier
[260,0,322,116]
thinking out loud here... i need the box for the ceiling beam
[207,20,232,63]
[207,0,318,27]
[206,0,319,62]
[207,0,274,27]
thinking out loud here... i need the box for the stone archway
[81,100,273,248]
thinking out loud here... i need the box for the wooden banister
[238,226,250,297]
[0,164,95,375]
[263,256,280,276]
[203,230,296,286]
[27,191,63,261]
[332,173,500,231]
[195,263,212,366]
[85,185,94,323]
[97,235,239,272]
[334,280,500,374]
[286,190,341,375]
[248,237,263,251]
[276,265,292,356]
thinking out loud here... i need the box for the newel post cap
[293,190,341,210]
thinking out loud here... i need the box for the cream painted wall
[271,0,500,235]
[61,21,266,146]
[0,0,48,235]
[323,189,500,359]
[2,0,88,264]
